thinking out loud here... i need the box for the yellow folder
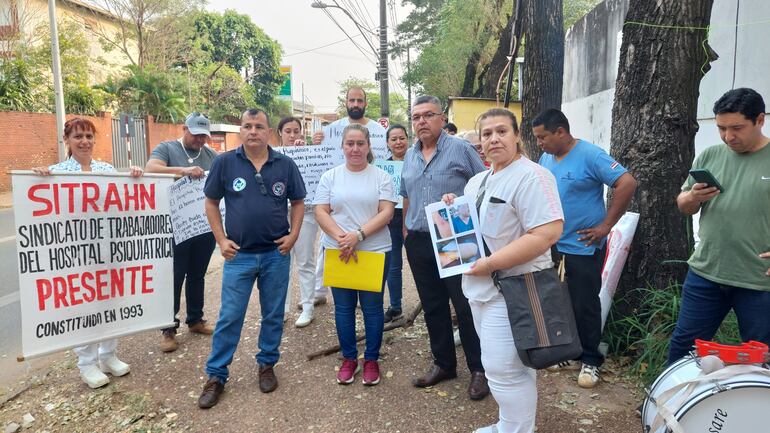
[322,249,386,292]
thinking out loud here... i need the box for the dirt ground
[1,253,642,433]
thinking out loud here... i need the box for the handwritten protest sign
[374,159,404,209]
[277,120,390,206]
[168,174,225,244]
[12,172,175,360]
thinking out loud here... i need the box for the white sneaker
[81,365,110,389]
[473,424,498,433]
[546,360,580,372]
[295,309,314,328]
[578,363,600,388]
[100,356,130,377]
[453,329,461,346]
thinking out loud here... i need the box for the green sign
[279,65,292,100]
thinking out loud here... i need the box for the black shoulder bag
[475,172,582,369]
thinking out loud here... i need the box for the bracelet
[356,228,366,242]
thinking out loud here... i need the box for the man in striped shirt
[400,95,489,400]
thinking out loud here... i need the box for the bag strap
[475,171,501,285]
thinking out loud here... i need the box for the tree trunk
[609,0,715,314]
[519,0,564,161]
[480,10,515,99]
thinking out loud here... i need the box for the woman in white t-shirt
[314,123,397,386]
[443,109,564,433]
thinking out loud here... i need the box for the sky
[208,1,413,114]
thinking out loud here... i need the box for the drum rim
[675,381,770,421]
[641,356,696,426]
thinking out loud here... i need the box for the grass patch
[604,282,741,387]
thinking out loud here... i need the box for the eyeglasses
[411,112,441,123]
[254,172,267,195]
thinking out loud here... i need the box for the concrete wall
[561,0,770,154]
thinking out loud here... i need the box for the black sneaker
[384,307,403,323]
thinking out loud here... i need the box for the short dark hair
[412,95,442,110]
[713,88,766,124]
[531,108,570,134]
[243,108,270,127]
[277,116,302,135]
[477,108,520,135]
[386,124,407,140]
[443,122,458,133]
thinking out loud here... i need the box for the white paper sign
[424,196,486,278]
[168,174,225,244]
[278,120,391,206]
[599,212,639,329]
[12,172,175,359]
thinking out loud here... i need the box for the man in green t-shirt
[668,88,770,363]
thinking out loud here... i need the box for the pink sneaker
[362,360,380,386]
[337,359,360,384]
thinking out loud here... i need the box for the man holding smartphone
[669,88,770,364]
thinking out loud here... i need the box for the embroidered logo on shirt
[272,181,286,196]
[232,177,247,192]
[610,161,620,170]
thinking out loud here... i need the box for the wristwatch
[356,228,366,242]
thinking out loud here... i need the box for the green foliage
[105,65,187,123]
[336,77,409,126]
[190,10,283,107]
[604,283,741,387]
[0,57,48,111]
[188,62,256,123]
[563,0,602,30]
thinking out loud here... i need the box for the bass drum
[642,356,770,433]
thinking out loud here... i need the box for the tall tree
[519,0,564,160]
[609,1,715,306]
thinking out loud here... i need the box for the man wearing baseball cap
[146,112,220,352]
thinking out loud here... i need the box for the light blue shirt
[539,140,626,255]
[49,157,116,173]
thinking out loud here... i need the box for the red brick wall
[0,111,113,193]
[145,116,184,152]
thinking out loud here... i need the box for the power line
[283,35,362,57]
[321,8,378,66]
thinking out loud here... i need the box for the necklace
[179,139,202,164]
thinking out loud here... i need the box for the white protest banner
[424,196,486,278]
[599,212,640,329]
[12,171,176,360]
[276,144,344,206]
[374,159,404,209]
[168,174,225,245]
[320,119,390,159]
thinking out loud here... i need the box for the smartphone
[689,168,724,192]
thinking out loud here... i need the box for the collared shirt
[204,145,306,253]
[400,131,486,232]
[49,157,115,173]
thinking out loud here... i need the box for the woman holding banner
[32,117,143,389]
[442,109,563,433]
[277,116,325,328]
[384,124,408,323]
[314,123,396,385]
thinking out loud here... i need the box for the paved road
[0,207,25,387]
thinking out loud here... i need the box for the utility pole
[379,0,389,119]
[48,0,66,161]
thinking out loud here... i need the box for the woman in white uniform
[443,108,563,433]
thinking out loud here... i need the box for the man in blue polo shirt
[197,108,306,409]
[535,108,637,390]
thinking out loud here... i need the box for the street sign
[378,117,389,129]
[279,65,292,101]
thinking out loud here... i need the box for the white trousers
[73,339,118,372]
[470,293,537,433]
[286,210,327,312]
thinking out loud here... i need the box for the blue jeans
[332,252,391,361]
[205,249,290,383]
[386,214,403,309]
[667,269,770,364]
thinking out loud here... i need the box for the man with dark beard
[308,87,389,305]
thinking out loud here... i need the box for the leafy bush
[604,282,741,387]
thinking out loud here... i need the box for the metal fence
[110,115,148,169]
